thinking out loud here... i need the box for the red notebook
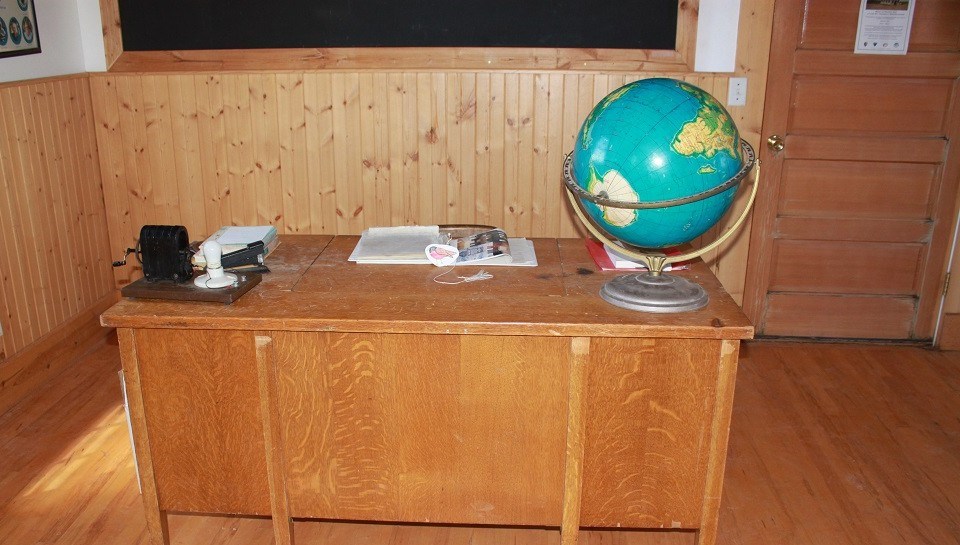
[584,238,690,271]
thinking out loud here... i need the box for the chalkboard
[119,0,679,51]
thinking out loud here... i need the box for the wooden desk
[101,236,753,545]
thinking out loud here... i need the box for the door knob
[767,135,784,153]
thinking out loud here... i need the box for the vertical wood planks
[0,77,114,360]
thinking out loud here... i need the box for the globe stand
[563,141,758,313]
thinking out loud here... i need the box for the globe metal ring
[563,140,756,210]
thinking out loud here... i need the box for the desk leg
[560,337,590,545]
[695,339,741,545]
[117,329,171,545]
[255,335,294,545]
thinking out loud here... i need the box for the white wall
[77,0,104,72]
[0,0,87,83]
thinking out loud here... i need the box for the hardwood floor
[1,338,958,544]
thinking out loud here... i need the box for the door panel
[790,77,952,135]
[763,293,916,339]
[778,160,937,219]
[743,0,960,340]
[769,240,922,295]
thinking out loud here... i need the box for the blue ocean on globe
[570,78,744,249]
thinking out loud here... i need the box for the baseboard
[0,293,118,415]
[938,313,960,350]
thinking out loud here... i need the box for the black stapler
[221,241,271,273]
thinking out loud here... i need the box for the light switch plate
[727,77,747,107]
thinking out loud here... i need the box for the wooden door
[744,0,960,339]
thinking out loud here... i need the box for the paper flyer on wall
[854,0,916,55]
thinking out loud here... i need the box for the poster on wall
[0,0,40,59]
[854,0,916,55]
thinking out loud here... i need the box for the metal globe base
[600,272,708,313]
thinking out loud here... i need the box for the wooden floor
[1,338,958,545]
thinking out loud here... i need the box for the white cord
[432,268,493,285]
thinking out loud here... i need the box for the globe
[569,78,745,249]
[563,77,757,313]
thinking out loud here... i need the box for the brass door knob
[767,134,785,153]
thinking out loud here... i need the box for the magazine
[453,228,512,264]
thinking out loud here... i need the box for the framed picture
[0,0,40,59]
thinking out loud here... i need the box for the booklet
[349,226,537,266]
[584,238,688,271]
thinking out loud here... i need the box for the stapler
[221,241,271,273]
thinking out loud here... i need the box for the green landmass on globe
[569,78,745,249]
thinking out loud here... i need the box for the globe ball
[570,78,744,249]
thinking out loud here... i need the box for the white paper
[854,0,916,55]
[694,0,742,73]
[214,226,276,245]
[349,225,441,263]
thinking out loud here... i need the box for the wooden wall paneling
[559,74,584,238]
[209,75,237,229]
[330,73,360,231]
[303,73,336,232]
[400,72,421,226]
[0,91,31,353]
[459,73,477,226]
[114,77,149,247]
[91,76,135,286]
[444,73,462,225]
[61,76,107,305]
[143,75,182,227]
[17,83,62,332]
[249,74,283,229]
[488,72,506,231]
[0,75,114,391]
[429,73,448,226]
[220,74,248,228]
[74,76,113,296]
[501,72,519,234]
[167,75,208,237]
[372,73,392,226]
[56,79,92,308]
[517,73,536,235]
[29,83,71,325]
[544,74,565,237]
[1,86,49,339]
[278,73,309,233]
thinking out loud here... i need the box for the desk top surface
[102,236,753,339]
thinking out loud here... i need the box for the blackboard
[119,0,679,51]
